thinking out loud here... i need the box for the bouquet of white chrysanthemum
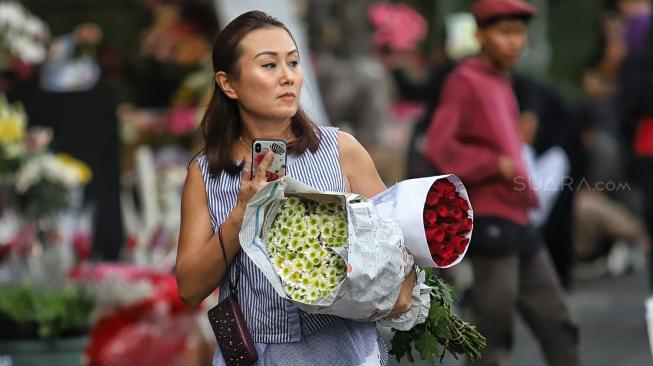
[240,176,431,331]
[264,196,348,303]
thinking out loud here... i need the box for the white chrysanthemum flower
[291,215,304,226]
[288,271,302,284]
[291,258,305,272]
[284,284,296,295]
[327,275,340,287]
[278,226,291,237]
[305,259,315,271]
[288,237,301,251]
[311,278,322,290]
[316,203,329,214]
[336,227,348,238]
[289,290,302,301]
[265,230,277,243]
[325,237,337,247]
[286,196,301,206]
[318,278,330,290]
[276,248,288,260]
[307,215,320,227]
[307,227,320,239]
[299,275,312,289]
[321,225,333,239]
[279,265,293,279]
[335,219,347,231]
[305,248,319,262]
[272,256,285,268]
[305,238,319,248]
[306,289,320,303]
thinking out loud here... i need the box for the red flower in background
[423,178,472,266]
[73,233,92,261]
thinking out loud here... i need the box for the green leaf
[414,331,440,365]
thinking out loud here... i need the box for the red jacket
[424,57,538,225]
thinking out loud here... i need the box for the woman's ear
[215,71,238,100]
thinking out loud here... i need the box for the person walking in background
[423,0,580,365]
[619,9,653,290]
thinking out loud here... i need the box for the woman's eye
[289,60,299,67]
[262,63,277,69]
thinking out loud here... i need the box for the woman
[175,11,416,365]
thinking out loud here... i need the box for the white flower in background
[14,153,91,193]
[266,196,349,304]
[0,1,50,65]
[0,2,24,26]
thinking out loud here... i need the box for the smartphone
[252,139,287,181]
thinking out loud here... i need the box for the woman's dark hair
[200,11,321,177]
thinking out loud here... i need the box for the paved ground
[385,267,652,366]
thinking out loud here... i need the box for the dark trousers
[633,158,653,289]
[465,218,580,366]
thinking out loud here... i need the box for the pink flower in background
[167,106,198,135]
[368,3,427,52]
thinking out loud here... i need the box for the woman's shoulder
[316,125,340,139]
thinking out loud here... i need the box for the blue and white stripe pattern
[197,126,347,343]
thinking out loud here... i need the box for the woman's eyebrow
[254,49,298,59]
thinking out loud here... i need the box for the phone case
[252,139,287,182]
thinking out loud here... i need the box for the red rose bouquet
[373,175,473,268]
[423,178,472,266]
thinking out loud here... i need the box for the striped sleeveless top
[197,126,345,343]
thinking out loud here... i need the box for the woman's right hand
[236,151,275,211]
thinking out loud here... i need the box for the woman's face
[228,27,303,121]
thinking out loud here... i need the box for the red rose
[426,225,447,242]
[445,222,459,234]
[427,226,445,243]
[436,204,448,218]
[450,236,469,254]
[424,209,438,225]
[435,179,455,193]
[426,192,440,206]
[445,191,456,200]
[431,243,456,265]
[450,208,463,220]
[456,197,469,211]
[436,256,456,266]
[460,217,473,232]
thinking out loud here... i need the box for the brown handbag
[207,226,258,366]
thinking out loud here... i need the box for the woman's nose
[280,65,294,85]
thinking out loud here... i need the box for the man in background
[423,0,580,364]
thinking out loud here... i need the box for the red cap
[472,0,537,25]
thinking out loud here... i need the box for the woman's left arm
[338,131,416,319]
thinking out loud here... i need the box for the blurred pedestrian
[423,1,580,364]
[618,8,653,290]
